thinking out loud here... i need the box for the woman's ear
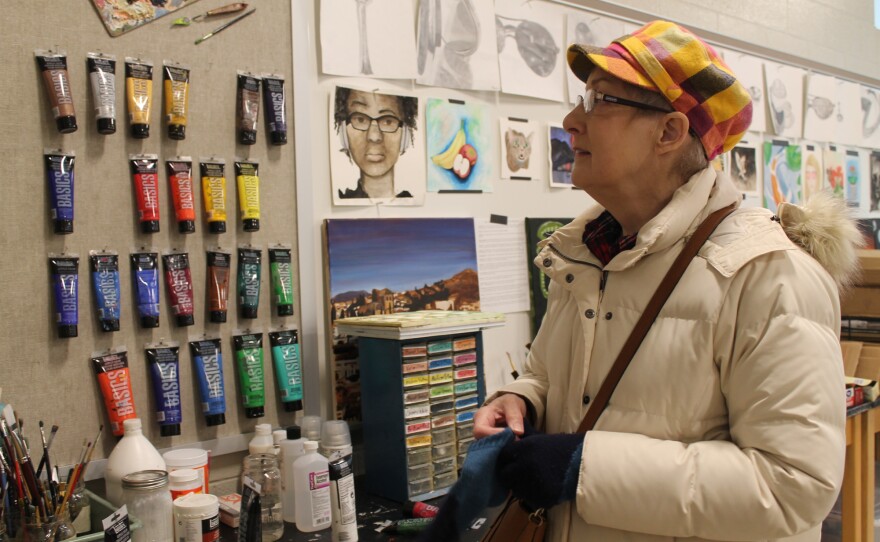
[656,112,691,156]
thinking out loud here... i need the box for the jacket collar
[540,167,742,271]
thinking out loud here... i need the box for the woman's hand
[473,393,527,439]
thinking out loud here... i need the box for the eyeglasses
[346,112,403,133]
[575,89,673,115]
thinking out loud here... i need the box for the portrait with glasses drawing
[330,86,424,205]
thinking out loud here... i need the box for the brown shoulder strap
[576,203,736,434]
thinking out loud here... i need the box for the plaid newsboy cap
[567,20,752,160]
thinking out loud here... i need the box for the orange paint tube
[92,348,137,437]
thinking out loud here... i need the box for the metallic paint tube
[35,49,77,133]
[49,254,79,339]
[43,149,75,234]
[234,160,261,231]
[89,250,121,332]
[163,61,190,140]
[200,158,228,234]
[166,157,196,234]
[91,348,137,437]
[87,52,117,134]
[237,246,262,319]
[130,154,161,233]
[125,57,153,139]
[130,250,160,328]
[206,249,231,323]
[232,332,266,418]
[145,342,182,437]
[188,338,227,426]
[163,251,195,327]
[268,329,303,412]
[268,246,294,317]
[260,73,287,145]
[236,72,261,145]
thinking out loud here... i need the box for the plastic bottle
[104,418,166,505]
[300,415,323,444]
[319,421,352,461]
[249,423,275,454]
[293,441,331,532]
[321,421,357,542]
[168,468,202,501]
[279,425,307,524]
[273,429,287,455]
[242,453,284,541]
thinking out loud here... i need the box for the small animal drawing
[551,137,573,172]
[505,129,533,172]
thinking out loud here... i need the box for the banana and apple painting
[426,97,493,192]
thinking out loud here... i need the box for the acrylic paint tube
[49,254,79,338]
[87,52,117,134]
[232,332,266,418]
[237,246,262,319]
[204,250,229,323]
[268,246,294,317]
[89,250,121,332]
[236,72,261,145]
[130,250,160,328]
[234,160,261,232]
[163,61,190,140]
[404,500,439,519]
[188,338,226,426]
[145,342,182,437]
[125,57,153,138]
[328,454,358,542]
[91,348,137,437]
[35,49,77,133]
[162,251,195,327]
[260,73,287,145]
[43,149,75,234]
[378,518,433,534]
[268,329,303,412]
[166,157,196,234]
[199,158,227,234]
[130,154,161,233]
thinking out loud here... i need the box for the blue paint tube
[49,254,79,338]
[43,149,75,234]
[188,338,227,426]
[237,246,262,319]
[89,250,120,332]
[145,342,182,437]
[268,329,303,412]
[130,250,160,328]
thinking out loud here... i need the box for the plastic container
[273,429,288,454]
[279,425,307,524]
[242,453,284,540]
[121,470,173,542]
[249,423,275,454]
[293,441,331,532]
[169,468,202,501]
[105,419,166,506]
[173,493,220,542]
[320,420,352,461]
[163,448,210,494]
[301,415,323,443]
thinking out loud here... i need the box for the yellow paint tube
[163,60,190,140]
[234,160,260,232]
[200,158,228,234]
[125,57,153,139]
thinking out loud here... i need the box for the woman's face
[345,90,404,179]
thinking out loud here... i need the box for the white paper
[495,0,566,102]
[800,141,825,201]
[764,61,805,139]
[727,133,763,207]
[416,0,500,91]
[319,0,417,79]
[475,218,530,313]
[803,73,837,143]
[861,85,880,149]
[723,52,766,134]
[837,80,862,147]
[499,117,540,180]
[564,13,624,104]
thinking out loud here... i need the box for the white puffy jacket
[492,167,861,541]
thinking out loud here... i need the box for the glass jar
[241,453,284,541]
[67,477,91,533]
[121,470,174,542]
[20,508,75,542]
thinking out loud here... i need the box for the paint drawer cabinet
[358,331,487,502]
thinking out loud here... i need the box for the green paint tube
[233,332,265,418]
[237,246,262,319]
[268,246,294,317]
[268,329,303,412]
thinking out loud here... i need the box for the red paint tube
[130,154,160,233]
[166,157,196,234]
[162,251,195,327]
[404,500,439,518]
[92,348,137,437]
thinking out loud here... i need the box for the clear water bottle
[242,453,284,541]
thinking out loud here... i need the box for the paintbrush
[57,440,91,516]
[37,422,55,506]
[506,352,520,380]
[194,7,256,44]
[35,424,58,478]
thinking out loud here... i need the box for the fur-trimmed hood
[778,191,865,291]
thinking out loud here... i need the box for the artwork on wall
[845,150,862,208]
[801,142,825,202]
[426,98,493,192]
[837,80,862,147]
[824,145,846,198]
[803,73,838,143]
[325,218,480,420]
[862,85,880,149]
[870,152,880,213]
[727,136,762,204]
[564,13,624,104]
[499,118,539,181]
[548,123,573,187]
[524,218,571,338]
[329,85,425,206]
[416,0,500,91]
[722,52,766,134]
[763,140,802,209]
[319,0,417,79]
[495,0,566,102]
[764,62,805,139]
[90,0,203,36]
